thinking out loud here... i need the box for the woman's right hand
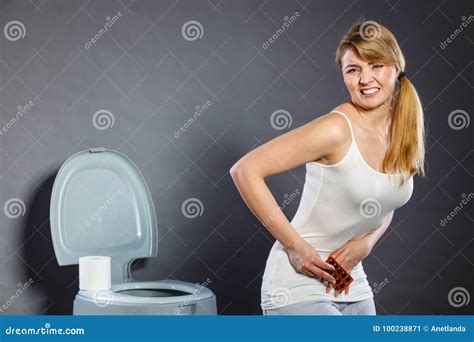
[286,238,337,285]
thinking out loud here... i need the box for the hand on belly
[323,236,372,297]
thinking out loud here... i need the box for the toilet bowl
[50,147,217,315]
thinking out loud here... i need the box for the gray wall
[0,0,472,315]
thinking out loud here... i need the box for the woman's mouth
[360,87,380,97]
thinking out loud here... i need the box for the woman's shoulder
[311,103,354,137]
[329,102,357,119]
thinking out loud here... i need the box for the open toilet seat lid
[50,148,157,278]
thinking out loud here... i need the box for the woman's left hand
[325,236,373,297]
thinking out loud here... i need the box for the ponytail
[384,75,426,186]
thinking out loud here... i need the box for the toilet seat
[74,278,216,315]
[50,147,157,282]
[78,279,213,305]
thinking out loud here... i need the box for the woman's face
[341,48,398,111]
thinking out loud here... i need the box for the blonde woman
[230,21,426,315]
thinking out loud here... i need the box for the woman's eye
[347,69,358,74]
[372,64,383,69]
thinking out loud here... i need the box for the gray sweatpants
[262,297,376,315]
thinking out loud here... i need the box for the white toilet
[49,147,217,315]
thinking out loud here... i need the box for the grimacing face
[341,48,399,111]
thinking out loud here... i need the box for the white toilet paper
[79,256,111,291]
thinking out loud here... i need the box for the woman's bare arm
[229,112,350,282]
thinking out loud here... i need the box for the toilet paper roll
[79,256,111,291]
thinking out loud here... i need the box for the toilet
[49,147,217,315]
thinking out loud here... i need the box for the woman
[229,21,426,315]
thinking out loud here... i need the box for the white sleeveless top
[261,110,414,310]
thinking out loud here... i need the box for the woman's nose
[359,68,374,84]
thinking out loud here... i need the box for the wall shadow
[21,171,77,314]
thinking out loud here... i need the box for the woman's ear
[393,65,400,80]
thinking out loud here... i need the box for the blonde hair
[335,21,426,186]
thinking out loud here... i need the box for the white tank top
[261,110,414,310]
